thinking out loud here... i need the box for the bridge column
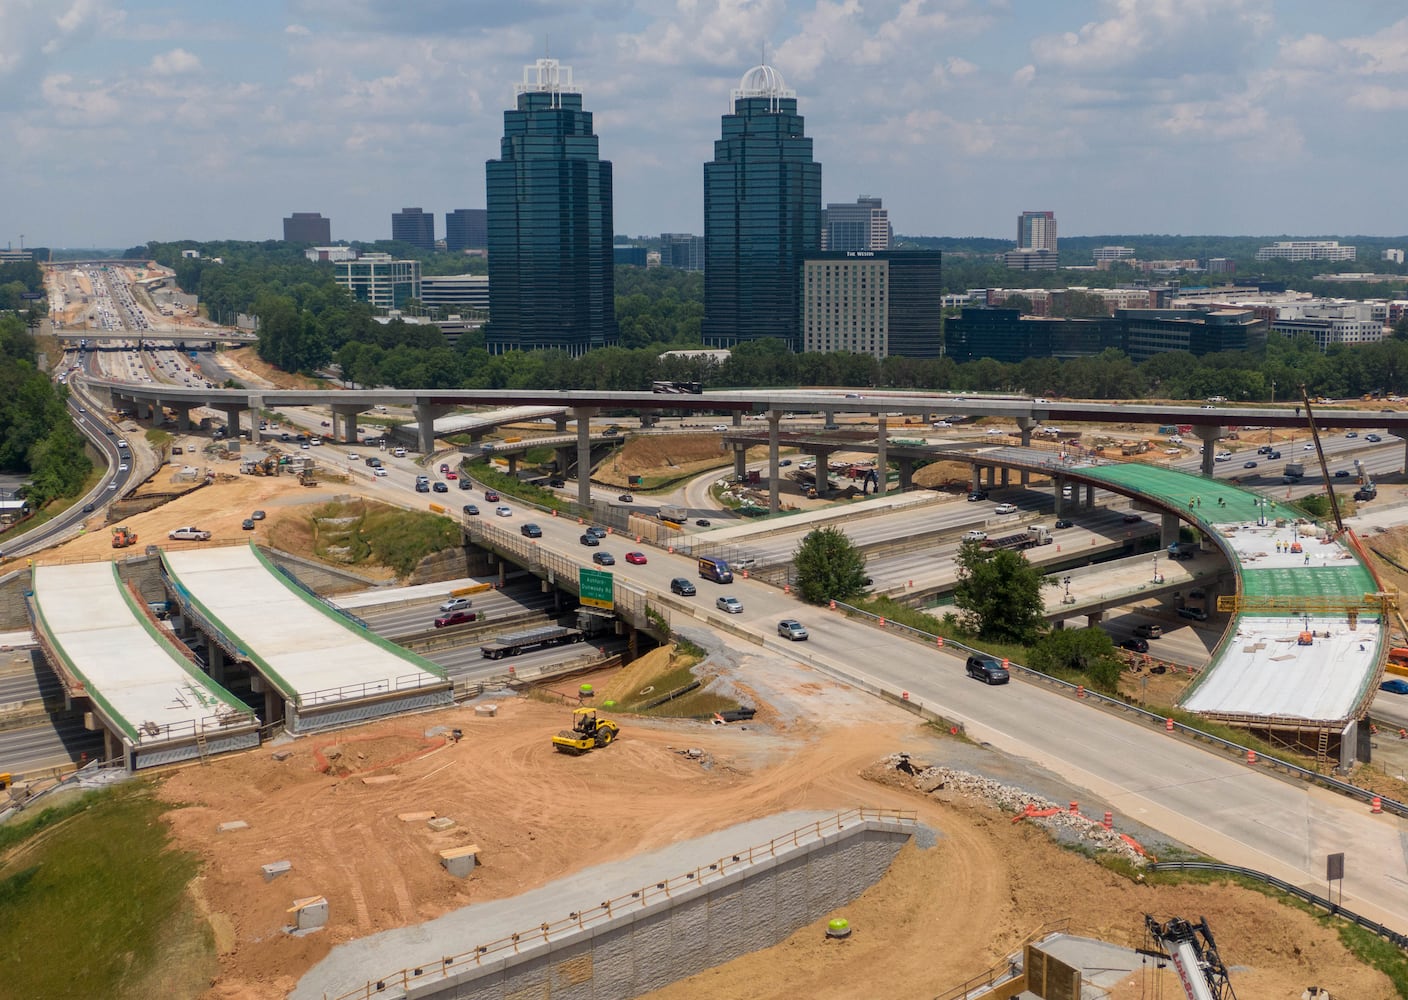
[1054,476,1066,516]
[1016,418,1034,485]
[1391,429,1408,474]
[1084,484,1094,507]
[554,415,568,434]
[218,404,242,442]
[1000,467,1010,488]
[734,443,748,481]
[768,409,781,514]
[821,406,834,427]
[1161,513,1181,548]
[571,407,597,508]
[171,404,193,432]
[555,446,572,477]
[506,454,518,476]
[331,404,364,444]
[1193,424,1225,477]
[897,458,914,492]
[875,415,888,497]
[414,403,451,455]
[970,463,981,492]
[246,395,263,444]
[208,645,226,684]
[1085,610,1104,626]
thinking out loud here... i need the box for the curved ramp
[161,545,451,732]
[30,562,259,770]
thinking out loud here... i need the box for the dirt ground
[154,656,1390,1000]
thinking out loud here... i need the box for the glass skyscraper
[703,65,821,350]
[485,59,617,355]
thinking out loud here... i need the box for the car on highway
[967,490,988,502]
[1053,518,1073,529]
[1119,637,1149,653]
[1243,461,1257,469]
[495,506,512,517]
[415,481,430,493]
[1334,469,1351,478]
[617,494,634,503]
[695,518,711,527]
[434,611,477,628]
[1257,445,1271,454]
[374,467,388,477]
[777,619,808,641]
[439,463,450,473]
[459,478,472,490]
[1122,513,1142,523]
[549,478,566,488]
[716,595,744,614]
[1177,606,1208,621]
[994,502,1018,515]
[592,552,615,566]
[1134,624,1163,639]
[82,503,95,513]
[586,525,608,539]
[1381,678,1408,695]
[440,597,473,613]
[241,518,256,530]
[520,523,543,538]
[670,578,696,596]
[251,510,266,520]
[624,551,647,565]
[445,471,457,480]
[432,482,449,493]
[462,504,479,516]
[1345,431,1358,439]
[1367,434,1383,443]
[962,530,987,542]
[484,490,500,502]
[579,533,600,546]
[965,655,1010,685]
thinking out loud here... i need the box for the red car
[434,611,477,628]
[484,490,500,502]
[445,471,458,480]
[624,551,648,565]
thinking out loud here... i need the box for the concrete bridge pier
[570,407,597,508]
[218,404,243,442]
[555,446,573,478]
[897,458,914,492]
[1194,424,1225,477]
[768,410,782,514]
[505,454,518,477]
[171,404,194,432]
[246,395,264,444]
[1000,467,1010,488]
[1392,429,1408,473]
[415,403,451,455]
[1084,484,1094,507]
[821,406,834,427]
[1086,610,1104,626]
[875,416,888,497]
[331,404,364,444]
[555,415,568,434]
[970,463,981,492]
[733,443,748,481]
[1054,477,1067,517]
[1161,513,1181,548]
[1016,418,1034,484]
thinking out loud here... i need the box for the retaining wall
[333,811,915,1000]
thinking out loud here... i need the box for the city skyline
[5,2,1408,248]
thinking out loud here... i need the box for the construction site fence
[1147,861,1408,950]
[829,600,1408,820]
[133,708,259,745]
[327,807,918,1000]
[299,670,450,709]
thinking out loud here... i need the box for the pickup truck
[168,526,212,541]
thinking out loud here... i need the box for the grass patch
[143,427,172,449]
[466,461,569,512]
[0,782,215,1000]
[303,499,461,577]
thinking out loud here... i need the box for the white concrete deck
[162,545,445,706]
[32,562,250,743]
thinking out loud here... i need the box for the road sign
[579,568,614,610]
[20,292,42,300]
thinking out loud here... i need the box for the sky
[4,0,1408,249]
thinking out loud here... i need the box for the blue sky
[4,1,1408,248]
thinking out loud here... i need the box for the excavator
[111,526,138,549]
[551,707,620,755]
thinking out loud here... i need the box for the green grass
[465,461,570,512]
[310,500,461,577]
[0,782,215,999]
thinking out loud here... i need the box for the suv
[439,597,473,613]
[520,523,543,538]
[965,655,1010,685]
[1177,606,1208,621]
[579,533,600,547]
[777,619,809,641]
[670,578,696,596]
[1133,623,1162,639]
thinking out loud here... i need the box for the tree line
[0,315,92,507]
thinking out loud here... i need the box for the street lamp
[1152,555,1163,584]
[1062,575,1074,605]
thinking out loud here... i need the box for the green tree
[951,540,1050,642]
[1027,627,1123,692]
[793,527,868,604]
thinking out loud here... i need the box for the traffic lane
[359,588,559,637]
[427,635,630,684]
[0,717,105,775]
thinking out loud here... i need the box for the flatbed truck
[981,525,1052,551]
[481,625,584,659]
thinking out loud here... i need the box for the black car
[1177,606,1209,621]
[82,503,95,513]
[617,494,634,503]
[1243,461,1257,469]
[670,578,697,596]
[520,523,543,538]
[241,518,256,530]
[462,504,479,516]
[592,552,615,566]
[579,533,600,546]
[459,478,473,490]
[1053,518,1073,529]
[549,478,566,488]
[1334,469,1351,478]
[1119,637,1149,653]
[695,518,711,527]
[967,490,989,502]
[965,655,1010,685]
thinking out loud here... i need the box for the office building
[821,196,891,251]
[1254,240,1356,262]
[1207,258,1237,274]
[1118,308,1266,362]
[801,250,941,358]
[1271,301,1383,352]
[1017,210,1057,252]
[391,208,436,250]
[335,253,421,311]
[1091,246,1134,263]
[945,308,1118,364]
[485,58,617,355]
[305,246,358,263]
[1384,249,1405,266]
[282,212,331,243]
[419,274,490,314]
[445,209,487,252]
[0,249,33,262]
[1004,248,1059,270]
[703,64,822,350]
[614,245,647,266]
[660,233,705,271]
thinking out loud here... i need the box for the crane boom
[1144,915,1237,1000]
[1300,385,1346,536]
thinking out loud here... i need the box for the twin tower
[485,59,820,357]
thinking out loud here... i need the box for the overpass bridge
[57,331,256,346]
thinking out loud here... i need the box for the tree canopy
[951,540,1051,643]
[1027,627,1124,692]
[793,527,869,605]
[0,315,92,506]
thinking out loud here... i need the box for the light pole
[1062,575,1073,605]
[1152,554,1161,584]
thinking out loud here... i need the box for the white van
[393,447,407,458]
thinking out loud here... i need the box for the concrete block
[289,895,328,931]
[474,702,498,717]
[216,820,249,833]
[261,860,292,882]
[271,750,293,762]
[439,844,480,878]
[362,775,398,786]
[427,816,456,832]
[398,810,437,823]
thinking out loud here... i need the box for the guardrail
[300,670,450,709]
[1146,861,1408,948]
[829,599,1408,819]
[326,807,917,1000]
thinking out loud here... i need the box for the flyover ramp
[161,545,451,732]
[29,562,259,770]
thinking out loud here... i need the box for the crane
[1300,385,1345,537]
[1143,914,1237,1000]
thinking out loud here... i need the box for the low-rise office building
[335,253,421,311]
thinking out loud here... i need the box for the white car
[994,503,1018,515]
[986,428,1004,435]
[373,467,388,477]
[962,529,987,542]
[716,595,744,614]
[495,506,512,517]
[117,463,128,472]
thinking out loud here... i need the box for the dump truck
[480,624,584,659]
[111,526,138,548]
[982,525,1052,551]
[551,707,620,755]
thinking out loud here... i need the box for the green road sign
[579,567,615,610]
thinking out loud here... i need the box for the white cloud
[286,23,311,37]
[150,49,201,76]
[1347,84,1408,111]
[1011,64,1035,87]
